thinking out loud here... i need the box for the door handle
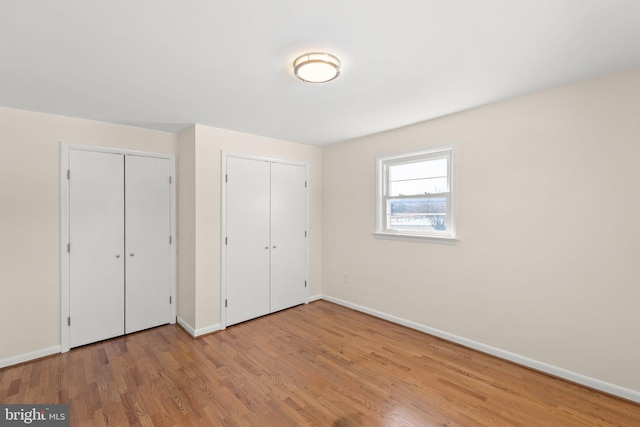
[115,254,121,258]
[129,253,135,257]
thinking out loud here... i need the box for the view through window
[377,147,455,240]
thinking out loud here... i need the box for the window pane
[387,197,447,232]
[389,177,447,196]
[389,158,447,180]
[388,158,448,196]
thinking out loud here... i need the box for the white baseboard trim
[321,295,640,404]
[307,294,322,303]
[0,346,61,369]
[195,323,221,337]
[176,316,220,338]
[176,316,195,336]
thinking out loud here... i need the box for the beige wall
[176,126,196,327]
[322,68,640,393]
[0,106,176,362]
[177,124,322,331]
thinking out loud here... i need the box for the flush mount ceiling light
[293,52,341,83]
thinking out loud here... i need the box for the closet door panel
[225,157,271,326]
[270,163,307,312]
[125,156,172,334]
[69,150,125,348]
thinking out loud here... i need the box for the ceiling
[1,1,640,146]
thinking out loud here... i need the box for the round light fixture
[293,52,341,83]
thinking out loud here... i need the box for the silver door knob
[264,246,269,250]
[129,253,135,257]
[272,245,277,249]
[115,254,121,258]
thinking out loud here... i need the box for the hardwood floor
[1,301,639,426]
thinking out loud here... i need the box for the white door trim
[60,143,176,353]
[220,151,309,330]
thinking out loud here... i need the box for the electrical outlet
[343,273,349,283]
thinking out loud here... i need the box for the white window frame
[374,145,457,243]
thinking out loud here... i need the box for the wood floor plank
[1,300,639,426]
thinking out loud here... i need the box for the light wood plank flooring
[1,300,639,426]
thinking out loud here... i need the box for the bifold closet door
[270,163,307,312]
[125,155,172,334]
[69,150,125,348]
[225,157,271,326]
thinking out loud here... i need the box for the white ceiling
[1,1,640,146]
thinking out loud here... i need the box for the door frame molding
[60,143,177,353]
[220,151,309,329]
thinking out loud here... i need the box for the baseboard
[0,346,61,370]
[195,323,221,337]
[176,317,221,338]
[307,294,322,302]
[321,295,640,404]
[176,316,196,336]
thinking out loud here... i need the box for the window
[375,146,456,242]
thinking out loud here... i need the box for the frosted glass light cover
[293,53,340,83]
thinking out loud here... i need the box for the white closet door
[225,157,271,326]
[125,156,172,333]
[69,150,125,347]
[270,163,307,312]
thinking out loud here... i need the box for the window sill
[373,232,459,245]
